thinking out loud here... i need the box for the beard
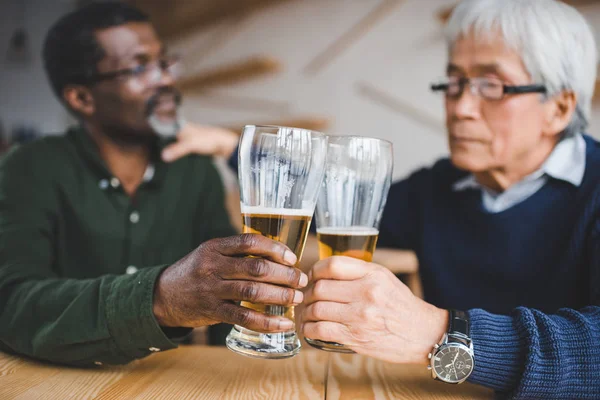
[145,87,185,137]
[148,113,186,137]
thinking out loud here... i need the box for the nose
[448,83,481,120]
[158,69,175,87]
[147,63,177,88]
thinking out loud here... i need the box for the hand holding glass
[305,135,393,353]
[226,125,327,359]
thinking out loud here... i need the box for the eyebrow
[446,62,505,76]
[122,44,166,65]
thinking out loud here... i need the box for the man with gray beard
[0,1,307,367]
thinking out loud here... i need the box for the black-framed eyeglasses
[85,55,180,85]
[430,76,546,101]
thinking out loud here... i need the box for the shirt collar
[452,133,586,192]
[67,124,172,187]
[543,132,586,186]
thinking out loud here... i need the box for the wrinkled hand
[153,234,308,333]
[161,122,239,162]
[301,256,448,364]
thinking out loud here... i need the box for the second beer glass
[306,135,393,353]
[226,125,328,359]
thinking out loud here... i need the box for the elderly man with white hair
[165,0,598,397]
[296,0,600,398]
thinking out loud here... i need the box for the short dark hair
[42,1,149,100]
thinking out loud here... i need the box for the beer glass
[306,135,393,353]
[226,125,328,359]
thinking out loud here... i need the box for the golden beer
[317,226,379,262]
[240,207,312,321]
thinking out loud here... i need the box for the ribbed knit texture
[378,135,600,398]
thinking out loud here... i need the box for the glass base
[226,325,301,359]
[305,338,356,354]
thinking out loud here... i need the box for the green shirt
[0,126,236,366]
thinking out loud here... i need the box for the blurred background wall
[1,0,599,180]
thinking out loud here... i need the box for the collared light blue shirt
[452,133,586,213]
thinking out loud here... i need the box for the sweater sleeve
[466,219,600,398]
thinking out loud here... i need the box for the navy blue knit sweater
[228,136,600,398]
[377,135,600,398]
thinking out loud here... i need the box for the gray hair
[445,0,598,136]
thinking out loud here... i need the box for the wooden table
[0,346,493,399]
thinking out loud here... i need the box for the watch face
[431,343,474,383]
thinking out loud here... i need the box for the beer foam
[240,205,313,217]
[317,226,379,235]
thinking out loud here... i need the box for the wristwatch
[427,309,475,384]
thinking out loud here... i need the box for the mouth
[451,136,480,142]
[146,87,182,123]
[152,96,178,122]
[449,133,488,145]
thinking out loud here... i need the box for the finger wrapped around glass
[226,125,328,359]
[305,136,393,353]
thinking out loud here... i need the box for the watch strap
[448,309,470,337]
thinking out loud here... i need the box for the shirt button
[149,347,161,352]
[110,177,120,188]
[126,265,138,275]
[98,179,109,190]
[129,211,140,224]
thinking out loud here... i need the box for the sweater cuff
[105,265,181,362]
[467,308,527,392]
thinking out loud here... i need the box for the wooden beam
[194,93,291,114]
[128,0,291,40]
[355,81,444,134]
[436,3,456,24]
[226,118,330,134]
[303,0,405,76]
[562,0,600,5]
[177,56,282,92]
[182,14,247,67]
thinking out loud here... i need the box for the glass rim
[327,134,393,147]
[243,124,327,137]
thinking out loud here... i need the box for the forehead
[449,31,529,80]
[95,22,161,65]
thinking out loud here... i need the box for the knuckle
[287,268,300,285]
[239,234,259,251]
[283,267,300,286]
[313,280,327,298]
[312,302,327,320]
[216,303,233,321]
[261,316,274,331]
[281,288,295,305]
[240,283,259,302]
[364,285,379,303]
[301,323,310,336]
[359,305,376,322]
[374,266,390,279]
[248,258,268,278]
[196,240,212,255]
[327,256,341,275]
[328,257,344,274]
[234,309,252,327]
[314,323,330,340]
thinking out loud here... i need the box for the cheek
[102,86,148,120]
[483,97,544,161]
[125,79,146,93]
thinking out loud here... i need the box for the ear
[542,90,577,138]
[62,85,95,117]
